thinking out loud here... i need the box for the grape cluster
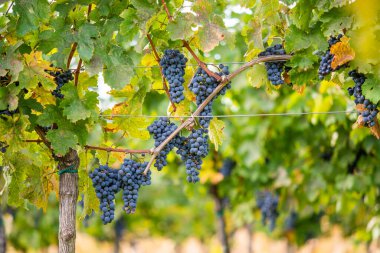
[189,65,231,128]
[160,49,188,103]
[284,211,298,231]
[258,44,286,85]
[0,142,7,153]
[0,109,15,116]
[318,34,343,80]
[219,158,236,177]
[47,69,73,98]
[347,70,378,127]
[256,191,279,231]
[148,117,180,170]
[119,159,151,214]
[89,165,120,224]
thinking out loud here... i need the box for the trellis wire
[99,110,356,118]
[68,60,289,71]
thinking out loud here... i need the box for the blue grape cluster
[89,165,120,224]
[174,129,210,183]
[0,108,16,116]
[189,65,231,128]
[256,191,279,231]
[47,69,73,98]
[0,142,7,153]
[347,70,378,127]
[219,158,236,177]
[119,159,152,214]
[258,44,286,85]
[318,34,343,80]
[160,49,188,103]
[284,211,298,231]
[148,117,180,170]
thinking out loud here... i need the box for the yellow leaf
[319,80,338,93]
[330,36,355,69]
[208,118,225,151]
[32,86,56,105]
[292,84,305,94]
[141,53,157,67]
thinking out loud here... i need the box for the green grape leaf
[60,84,98,123]
[46,129,78,155]
[77,24,97,62]
[246,64,270,88]
[78,152,99,219]
[362,77,380,104]
[103,64,134,89]
[119,8,140,41]
[167,13,196,40]
[36,105,62,127]
[285,25,326,53]
[7,154,28,207]
[13,0,50,36]
[291,0,318,31]
[208,118,225,151]
[107,87,151,139]
[288,52,319,71]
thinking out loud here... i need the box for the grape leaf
[7,154,28,207]
[208,118,225,151]
[362,77,380,104]
[330,36,355,69]
[246,64,270,88]
[46,129,78,155]
[167,13,196,40]
[60,84,98,123]
[77,24,97,62]
[192,0,228,52]
[78,152,99,219]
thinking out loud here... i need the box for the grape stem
[161,0,173,21]
[159,0,223,82]
[74,59,82,86]
[66,43,78,69]
[25,140,153,154]
[84,145,153,154]
[143,54,292,174]
[182,41,222,82]
[146,34,177,111]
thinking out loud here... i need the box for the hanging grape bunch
[160,49,188,103]
[347,70,378,127]
[119,159,151,214]
[189,64,231,128]
[258,44,287,85]
[47,68,74,99]
[89,165,120,224]
[318,34,344,79]
[89,159,151,224]
[0,142,7,153]
[219,158,236,178]
[147,117,181,171]
[256,191,279,231]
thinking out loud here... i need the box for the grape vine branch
[143,54,292,175]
